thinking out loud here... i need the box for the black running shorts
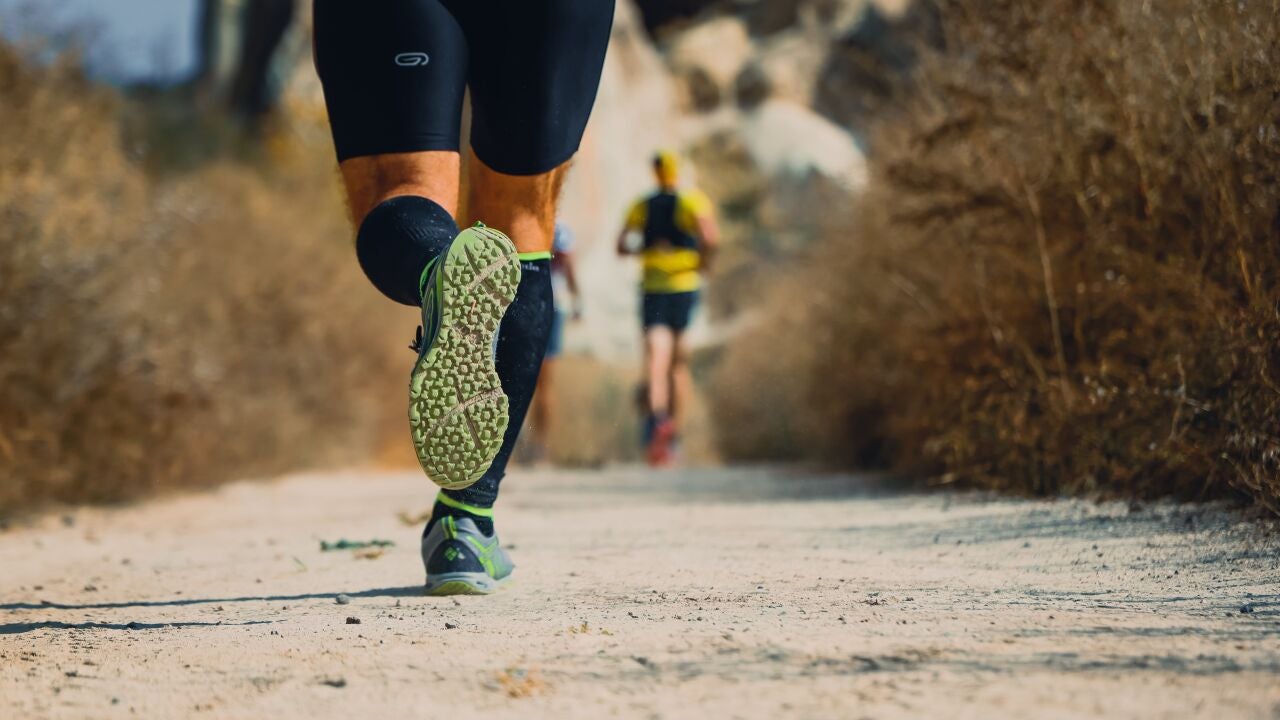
[313,0,615,176]
[642,291,699,333]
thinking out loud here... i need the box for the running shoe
[409,223,521,490]
[422,515,514,595]
[646,415,677,467]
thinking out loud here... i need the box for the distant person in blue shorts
[528,222,582,461]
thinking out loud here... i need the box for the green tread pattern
[424,578,498,596]
[409,225,521,490]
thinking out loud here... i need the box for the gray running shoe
[408,223,521,490]
[422,515,514,596]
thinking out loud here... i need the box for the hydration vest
[642,192,699,250]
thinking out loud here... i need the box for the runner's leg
[340,152,460,228]
[435,0,614,512]
[670,330,693,430]
[318,0,522,495]
[314,0,468,306]
[646,326,675,417]
[530,358,555,456]
[441,160,566,508]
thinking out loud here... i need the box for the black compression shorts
[313,0,615,176]
[642,291,699,333]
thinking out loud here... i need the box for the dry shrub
[535,355,640,467]
[0,47,409,514]
[713,0,1280,511]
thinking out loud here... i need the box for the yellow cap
[653,150,679,186]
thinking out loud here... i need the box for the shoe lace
[408,325,425,354]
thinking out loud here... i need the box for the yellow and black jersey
[624,188,715,294]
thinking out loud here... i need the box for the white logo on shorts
[395,52,430,67]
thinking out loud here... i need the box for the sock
[356,196,458,307]
[643,411,670,445]
[424,493,494,537]
[442,255,554,511]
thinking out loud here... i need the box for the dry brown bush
[712,0,1280,511]
[0,47,410,514]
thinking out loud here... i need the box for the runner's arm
[560,248,584,319]
[618,199,645,256]
[696,216,719,273]
[616,226,637,256]
[695,209,720,274]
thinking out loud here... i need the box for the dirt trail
[2,467,1278,719]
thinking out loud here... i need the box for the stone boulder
[631,0,723,37]
[738,99,867,191]
[747,0,872,37]
[734,28,831,109]
[814,0,943,133]
[665,16,753,112]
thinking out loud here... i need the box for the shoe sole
[424,572,507,596]
[409,226,521,490]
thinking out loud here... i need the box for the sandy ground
[2,466,1278,719]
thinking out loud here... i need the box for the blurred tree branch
[227,0,295,124]
[192,0,222,96]
[185,0,296,130]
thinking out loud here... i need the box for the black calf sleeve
[356,196,458,307]
[444,258,553,508]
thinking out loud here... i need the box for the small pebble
[335,594,351,605]
[345,617,361,625]
[444,622,458,630]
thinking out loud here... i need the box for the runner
[312,0,614,595]
[616,151,720,466]
[527,221,582,462]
